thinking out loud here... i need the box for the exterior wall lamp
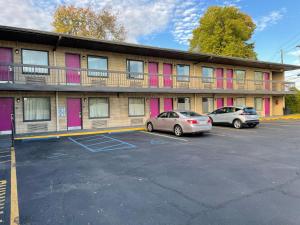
[15,49,19,54]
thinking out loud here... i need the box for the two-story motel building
[0,25,298,134]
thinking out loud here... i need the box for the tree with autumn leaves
[52,5,126,41]
[190,6,257,59]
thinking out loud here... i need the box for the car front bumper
[243,120,260,125]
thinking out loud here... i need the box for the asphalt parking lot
[13,120,300,225]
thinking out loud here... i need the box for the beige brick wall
[0,91,285,134]
[0,40,284,90]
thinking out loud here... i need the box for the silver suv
[208,106,259,129]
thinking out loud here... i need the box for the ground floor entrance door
[0,98,13,134]
[264,97,270,117]
[216,98,224,108]
[164,98,173,111]
[67,98,82,130]
[150,98,160,118]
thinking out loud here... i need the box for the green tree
[285,89,300,113]
[189,6,257,59]
[52,5,126,41]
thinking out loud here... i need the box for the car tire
[233,119,242,129]
[174,125,183,137]
[147,122,154,132]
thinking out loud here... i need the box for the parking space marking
[69,134,136,152]
[140,131,189,142]
[0,180,6,224]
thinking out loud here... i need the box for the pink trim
[216,98,224,108]
[67,98,82,128]
[0,48,13,81]
[264,97,270,116]
[227,98,234,106]
[149,62,158,87]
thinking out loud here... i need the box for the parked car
[146,110,212,136]
[208,106,259,129]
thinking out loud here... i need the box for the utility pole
[280,49,284,64]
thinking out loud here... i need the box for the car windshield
[243,107,257,115]
[179,111,202,117]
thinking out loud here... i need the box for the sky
[0,0,300,83]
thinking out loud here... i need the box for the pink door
[66,53,81,84]
[227,97,234,106]
[216,98,224,108]
[67,98,82,130]
[163,63,172,88]
[164,98,173,111]
[226,69,233,89]
[264,72,270,90]
[149,62,158,87]
[150,98,159,118]
[216,68,224,89]
[0,48,13,82]
[264,97,270,117]
[0,98,13,134]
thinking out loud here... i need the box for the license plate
[198,120,207,125]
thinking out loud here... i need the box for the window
[255,98,263,111]
[158,112,168,118]
[179,111,202,117]
[235,97,246,107]
[255,72,263,84]
[177,97,190,110]
[168,112,179,118]
[87,56,108,77]
[226,107,235,113]
[89,98,109,118]
[177,65,190,81]
[215,108,227,114]
[22,49,49,74]
[202,97,214,114]
[127,60,144,79]
[236,70,246,84]
[202,67,214,83]
[129,97,145,116]
[23,97,50,121]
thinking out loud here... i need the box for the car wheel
[147,122,154,132]
[233,119,242,129]
[174,125,183,137]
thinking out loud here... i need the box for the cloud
[0,0,177,43]
[171,0,206,45]
[255,8,286,32]
[0,0,243,45]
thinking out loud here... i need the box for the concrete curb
[15,127,146,141]
[261,114,300,121]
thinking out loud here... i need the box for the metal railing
[0,63,295,92]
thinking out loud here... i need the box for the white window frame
[177,65,190,82]
[202,67,214,83]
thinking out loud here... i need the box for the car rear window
[180,111,202,117]
[243,107,257,115]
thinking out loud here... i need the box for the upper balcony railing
[0,63,296,93]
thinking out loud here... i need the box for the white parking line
[140,131,189,142]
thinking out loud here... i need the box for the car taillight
[186,119,198,124]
